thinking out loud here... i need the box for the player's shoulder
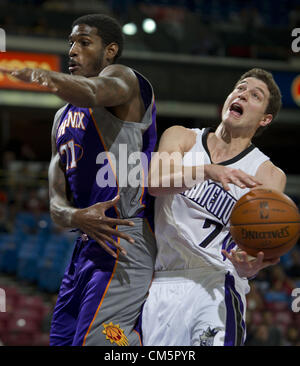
[99,64,142,95]
[99,63,136,80]
[259,159,286,177]
[160,125,198,152]
[162,125,198,141]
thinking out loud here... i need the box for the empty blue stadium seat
[0,233,23,273]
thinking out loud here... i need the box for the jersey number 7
[199,218,223,248]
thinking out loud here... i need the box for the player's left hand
[0,67,58,91]
[221,249,280,279]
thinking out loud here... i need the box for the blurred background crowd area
[0,167,299,346]
[1,0,300,60]
[0,0,300,347]
[0,159,76,346]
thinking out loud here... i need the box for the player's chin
[223,116,242,128]
[69,70,81,76]
[68,66,84,76]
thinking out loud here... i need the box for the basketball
[230,188,300,259]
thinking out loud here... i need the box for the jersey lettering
[182,180,237,225]
[57,111,86,138]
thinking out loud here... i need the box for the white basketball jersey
[154,127,270,278]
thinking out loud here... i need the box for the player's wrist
[203,164,211,181]
[239,272,257,280]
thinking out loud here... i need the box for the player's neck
[208,125,252,164]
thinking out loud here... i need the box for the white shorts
[142,269,247,346]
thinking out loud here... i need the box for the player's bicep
[148,126,196,187]
[156,125,196,154]
[48,152,67,200]
[150,126,190,173]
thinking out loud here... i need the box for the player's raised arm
[0,64,137,109]
[148,126,262,196]
[0,20,141,110]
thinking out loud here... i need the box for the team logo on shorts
[199,326,222,346]
[102,322,129,346]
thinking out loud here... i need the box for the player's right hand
[0,67,58,92]
[222,249,280,279]
[204,164,262,191]
[70,195,135,258]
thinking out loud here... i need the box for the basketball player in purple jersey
[2,14,157,346]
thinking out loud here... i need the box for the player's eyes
[252,92,261,100]
[68,40,91,47]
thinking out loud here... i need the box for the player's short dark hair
[72,14,124,63]
[235,68,282,137]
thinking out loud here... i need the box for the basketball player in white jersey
[142,68,286,346]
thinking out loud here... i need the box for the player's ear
[105,42,119,63]
[259,113,273,127]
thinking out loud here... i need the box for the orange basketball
[230,188,300,259]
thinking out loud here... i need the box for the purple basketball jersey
[55,71,157,223]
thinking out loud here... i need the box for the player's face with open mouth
[221,77,271,133]
[68,24,106,78]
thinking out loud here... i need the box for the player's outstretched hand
[0,67,58,92]
[71,195,135,258]
[204,164,262,191]
[222,249,280,279]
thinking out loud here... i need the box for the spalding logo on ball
[230,188,300,259]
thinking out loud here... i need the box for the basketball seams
[236,231,299,252]
[232,197,299,213]
[230,189,300,259]
[231,221,300,226]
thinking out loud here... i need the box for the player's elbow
[49,200,65,227]
[49,205,60,226]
